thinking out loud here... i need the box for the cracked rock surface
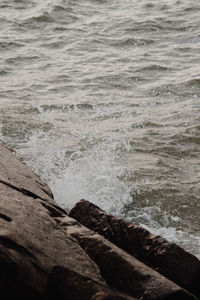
[0,144,199,300]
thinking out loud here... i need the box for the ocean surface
[0,0,200,257]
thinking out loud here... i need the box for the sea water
[0,0,200,257]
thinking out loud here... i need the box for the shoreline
[0,143,199,300]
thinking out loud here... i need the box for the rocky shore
[0,144,199,300]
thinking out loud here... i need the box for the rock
[0,145,115,299]
[0,144,54,204]
[69,199,200,297]
[0,182,108,298]
[57,215,197,300]
[47,266,136,300]
[0,144,198,299]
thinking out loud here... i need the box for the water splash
[17,129,132,214]
[125,206,200,258]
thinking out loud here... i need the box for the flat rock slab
[70,199,200,297]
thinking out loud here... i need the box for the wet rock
[58,215,197,300]
[69,199,200,297]
[0,144,198,300]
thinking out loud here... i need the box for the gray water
[0,0,200,257]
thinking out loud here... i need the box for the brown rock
[0,182,107,298]
[58,215,197,300]
[47,266,136,300]
[0,144,54,204]
[0,145,111,299]
[0,144,198,300]
[69,199,200,297]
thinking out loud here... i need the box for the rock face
[0,144,199,299]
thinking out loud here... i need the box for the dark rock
[58,215,197,300]
[47,266,136,300]
[69,199,200,297]
[0,145,110,299]
[0,182,108,298]
[0,144,199,300]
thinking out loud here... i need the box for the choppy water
[0,0,200,257]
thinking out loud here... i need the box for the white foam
[17,129,132,214]
[145,225,200,259]
[51,147,132,213]
[16,102,200,259]
[125,206,200,259]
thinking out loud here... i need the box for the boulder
[57,215,197,300]
[69,199,200,297]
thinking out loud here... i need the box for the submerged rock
[0,144,199,299]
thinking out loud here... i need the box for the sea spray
[17,128,133,213]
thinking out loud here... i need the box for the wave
[185,78,200,87]
[29,13,54,23]
[22,12,54,27]
[0,69,9,76]
[0,41,24,50]
[148,80,200,98]
[39,103,94,112]
[130,121,162,129]
[171,133,200,146]
[183,6,200,12]
[52,5,73,13]
[111,38,154,47]
[140,65,170,71]
[17,130,132,214]
[5,55,40,65]
[125,20,167,32]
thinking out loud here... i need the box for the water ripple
[0,0,200,258]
